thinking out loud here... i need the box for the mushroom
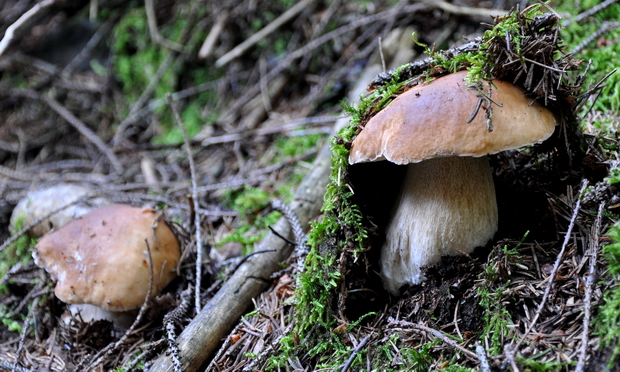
[349,70,557,295]
[34,204,181,327]
[10,183,110,238]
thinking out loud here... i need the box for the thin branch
[510,181,589,354]
[163,286,193,372]
[562,0,619,27]
[112,1,198,148]
[145,0,183,51]
[475,343,491,372]
[341,335,372,372]
[167,93,206,313]
[200,116,337,146]
[569,21,620,55]
[215,0,315,67]
[62,17,116,76]
[388,318,479,361]
[0,0,57,56]
[575,202,605,372]
[12,301,36,372]
[198,10,229,59]
[422,0,507,18]
[6,88,122,174]
[0,361,32,372]
[0,193,106,255]
[222,4,430,122]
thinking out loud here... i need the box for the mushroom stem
[380,156,498,295]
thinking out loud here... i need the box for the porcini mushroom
[34,204,181,326]
[349,70,557,295]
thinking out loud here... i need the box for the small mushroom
[349,70,557,295]
[34,204,181,326]
[10,183,110,238]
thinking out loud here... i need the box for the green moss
[558,1,620,113]
[596,224,620,367]
[0,214,34,292]
[111,5,218,145]
[273,6,581,369]
[217,187,282,253]
[516,356,576,371]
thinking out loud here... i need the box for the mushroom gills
[380,156,498,295]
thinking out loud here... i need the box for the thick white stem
[380,156,498,295]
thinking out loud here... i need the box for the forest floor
[1,0,620,371]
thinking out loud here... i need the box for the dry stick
[475,343,491,372]
[509,181,589,359]
[167,93,205,314]
[200,116,338,146]
[12,302,36,372]
[148,110,341,372]
[170,175,266,196]
[198,10,229,59]
[62,17,115,76]
[112,193,238,217]
[162,286,193,372]
[575,202,605,372]
[6,88,123,174]
[0,0,57,56]
[113,1,197,148]
[82,239,156,372]
[341,335,372,372]
[422,0,507,18]
[223,3,429,121]
[569,21,620,55]
[42,95,123,174]
[215,0,315,67]
[562,0,619,27]
[113,51,177,148]
[145,0,183,51]
[388,318,479,361]
[126,70,252,127]
[0,361,32,372]
[300,0,341,70]
[0,164,43,182]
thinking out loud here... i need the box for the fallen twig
[167,93,206,314]
[0,0,57,56]
[387,318,479,362]
[199,116,338,146]
[341,334,372,372]
[145,0,183,51]
[198,10,229,59]
[113,1,198,148]
[562,0,619,27]
[163,286,193,372]
[575,202,605,372]
[475,343,491,372]
[508,181,588,361]
[215,0,315,67]
[0,361,33,372]
[221,3,429,123]
[5,88,123,174]
[422,0,506,18]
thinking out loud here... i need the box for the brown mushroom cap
[349,70,557,165]
[34,204,181,312]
